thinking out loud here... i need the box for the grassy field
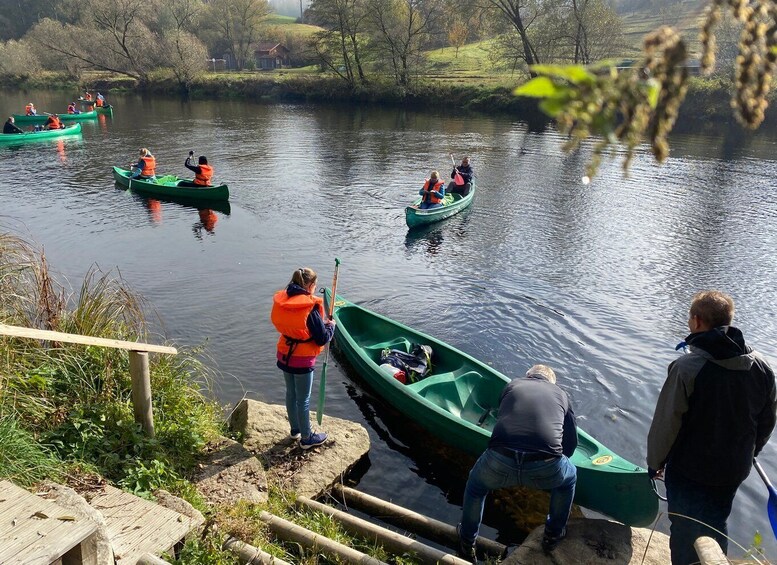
[265,13,323,37]
[618,0,709,56]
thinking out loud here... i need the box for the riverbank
[2,70,743,125]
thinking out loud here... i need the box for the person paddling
[25,102,37,116]
[449,156,473,196]
[45,114,63,130]
[179,151,214,187]
[67,102,80,115]
[3,117,23,134]
[129,148,156,180]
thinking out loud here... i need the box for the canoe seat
[409,371,501,428]
[363,337,413,363]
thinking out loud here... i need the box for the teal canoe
[405,183,475,229]
[324,290,659,527]
[0,123,82,143]
[13,111,98,125]
[112,167,230,201]
[78,99,112,114]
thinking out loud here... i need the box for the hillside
[617,0,709,55]
[265,13,323,38]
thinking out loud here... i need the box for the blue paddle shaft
[754,460,777,541]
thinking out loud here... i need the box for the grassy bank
[0,232,435,564]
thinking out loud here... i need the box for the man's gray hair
[526,364,556,384]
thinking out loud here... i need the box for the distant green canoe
[95,106,113,115]
[13,111,98,125]
[405,183,475,228]
[0,123,82,143]
[324,290,659,527]
[112,167,230,201]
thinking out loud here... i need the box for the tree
[0,40,41,80]
[162,31,207,91]
[478,0,546,72]
[205,0,272,70]
[448,19,468,57]
[309,0,370,86]
[368,0,445,87]
[569,0,623,64]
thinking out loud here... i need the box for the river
[2,89,777,557]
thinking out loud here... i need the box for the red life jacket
[46,115,62,129]
[67,104,76,114]
[139,155,156,177]
[194,164,213,186]
[422,178,444,204]
[95,98,104,107]
[271,291,326,364]
[25,104,35,115]
[85,93,92,101]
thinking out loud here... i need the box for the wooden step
[0,480,99,565]
[88,485,203,564]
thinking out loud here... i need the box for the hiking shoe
[300,432,328,450]
[456,524,477,564]
[290,430,301,440]
[541,527,566,553]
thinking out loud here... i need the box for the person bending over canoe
[270,267,335,450]
[457,364,577,562]
[67,102,80,115]
[25,102,37,116]
[45,114,64,130]
[178,151,214,187]
[129,148,156,180]
[419,171,445,209]
[3,117,23,134]
[95,93,106,107]
[449,156,473,196]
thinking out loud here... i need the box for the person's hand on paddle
[648,466,664,480]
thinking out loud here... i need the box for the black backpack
[379,344,433,383]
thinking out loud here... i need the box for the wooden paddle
[450,153,465,185]
[317,258,340,425]
[753,459,777,540]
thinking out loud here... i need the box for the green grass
[425,39,502,75]
[265,13,324,37]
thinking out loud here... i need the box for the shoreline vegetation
[2,70,739,126]
[0,232,426,564]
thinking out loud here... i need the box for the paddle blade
[454,171,465,185]
[317,361,327,425]
[768,486,777,540]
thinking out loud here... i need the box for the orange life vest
[46,115,62,129]
[95,98,104,107]
[139,155,156,177]
[271,291,326,362]
[194,164,213,186]
[422,178,444,204]
[67,104,76,114]
[25,104,35,115]
[85,93,92,101]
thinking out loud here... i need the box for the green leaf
[539,98,567,117]
[514,77,562,98]
[530,64,595,85]
[754,530,763,548]
[647,78,661,109]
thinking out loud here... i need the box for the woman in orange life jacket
[270,267,335,450]
[67,102,80,114]
[179,151,214,187]
[45,114,63,130]
[419,170,445,209]
[129,148,156,180]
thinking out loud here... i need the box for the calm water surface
[2,90,777,556]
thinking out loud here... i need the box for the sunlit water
[2,90,777,556]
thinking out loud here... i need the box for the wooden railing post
[129,351,155,437]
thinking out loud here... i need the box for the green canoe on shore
[405,183,475,229]
[324,290,659,527]
[112,167,230,201]
[13,110,98,125]
[0,123,82,143]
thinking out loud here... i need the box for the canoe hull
[324,291,658,527]
[405,184,475,228]
[112,167,230,201]
[0,123,82,143]
[13,111,98,124]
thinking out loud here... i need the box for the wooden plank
[0,324,177,355]
[0,482,97,564]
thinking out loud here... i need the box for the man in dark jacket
[449,156,473,196]
[3,117,23,134]
[457,364,577,562]
[648,290,776,565]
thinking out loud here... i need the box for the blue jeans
[283,370,314,438]
[666,469,738,565]
[420,202,442,209]
[460,448,576,543]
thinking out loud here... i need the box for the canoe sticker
[592,455,613,466]
[334,300,346,307]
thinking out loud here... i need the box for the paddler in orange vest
[270,267,335,450]
[180,151,214,187]
[84,91,92,102]
[129,148,156,180]
[44,114,63,130]
[419,170,445,209]
[67,102,80,114]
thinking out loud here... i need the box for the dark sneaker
[290,430,301,440]
[541,527,566,553]
[456,523,477,564]
[300,432,328,450]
